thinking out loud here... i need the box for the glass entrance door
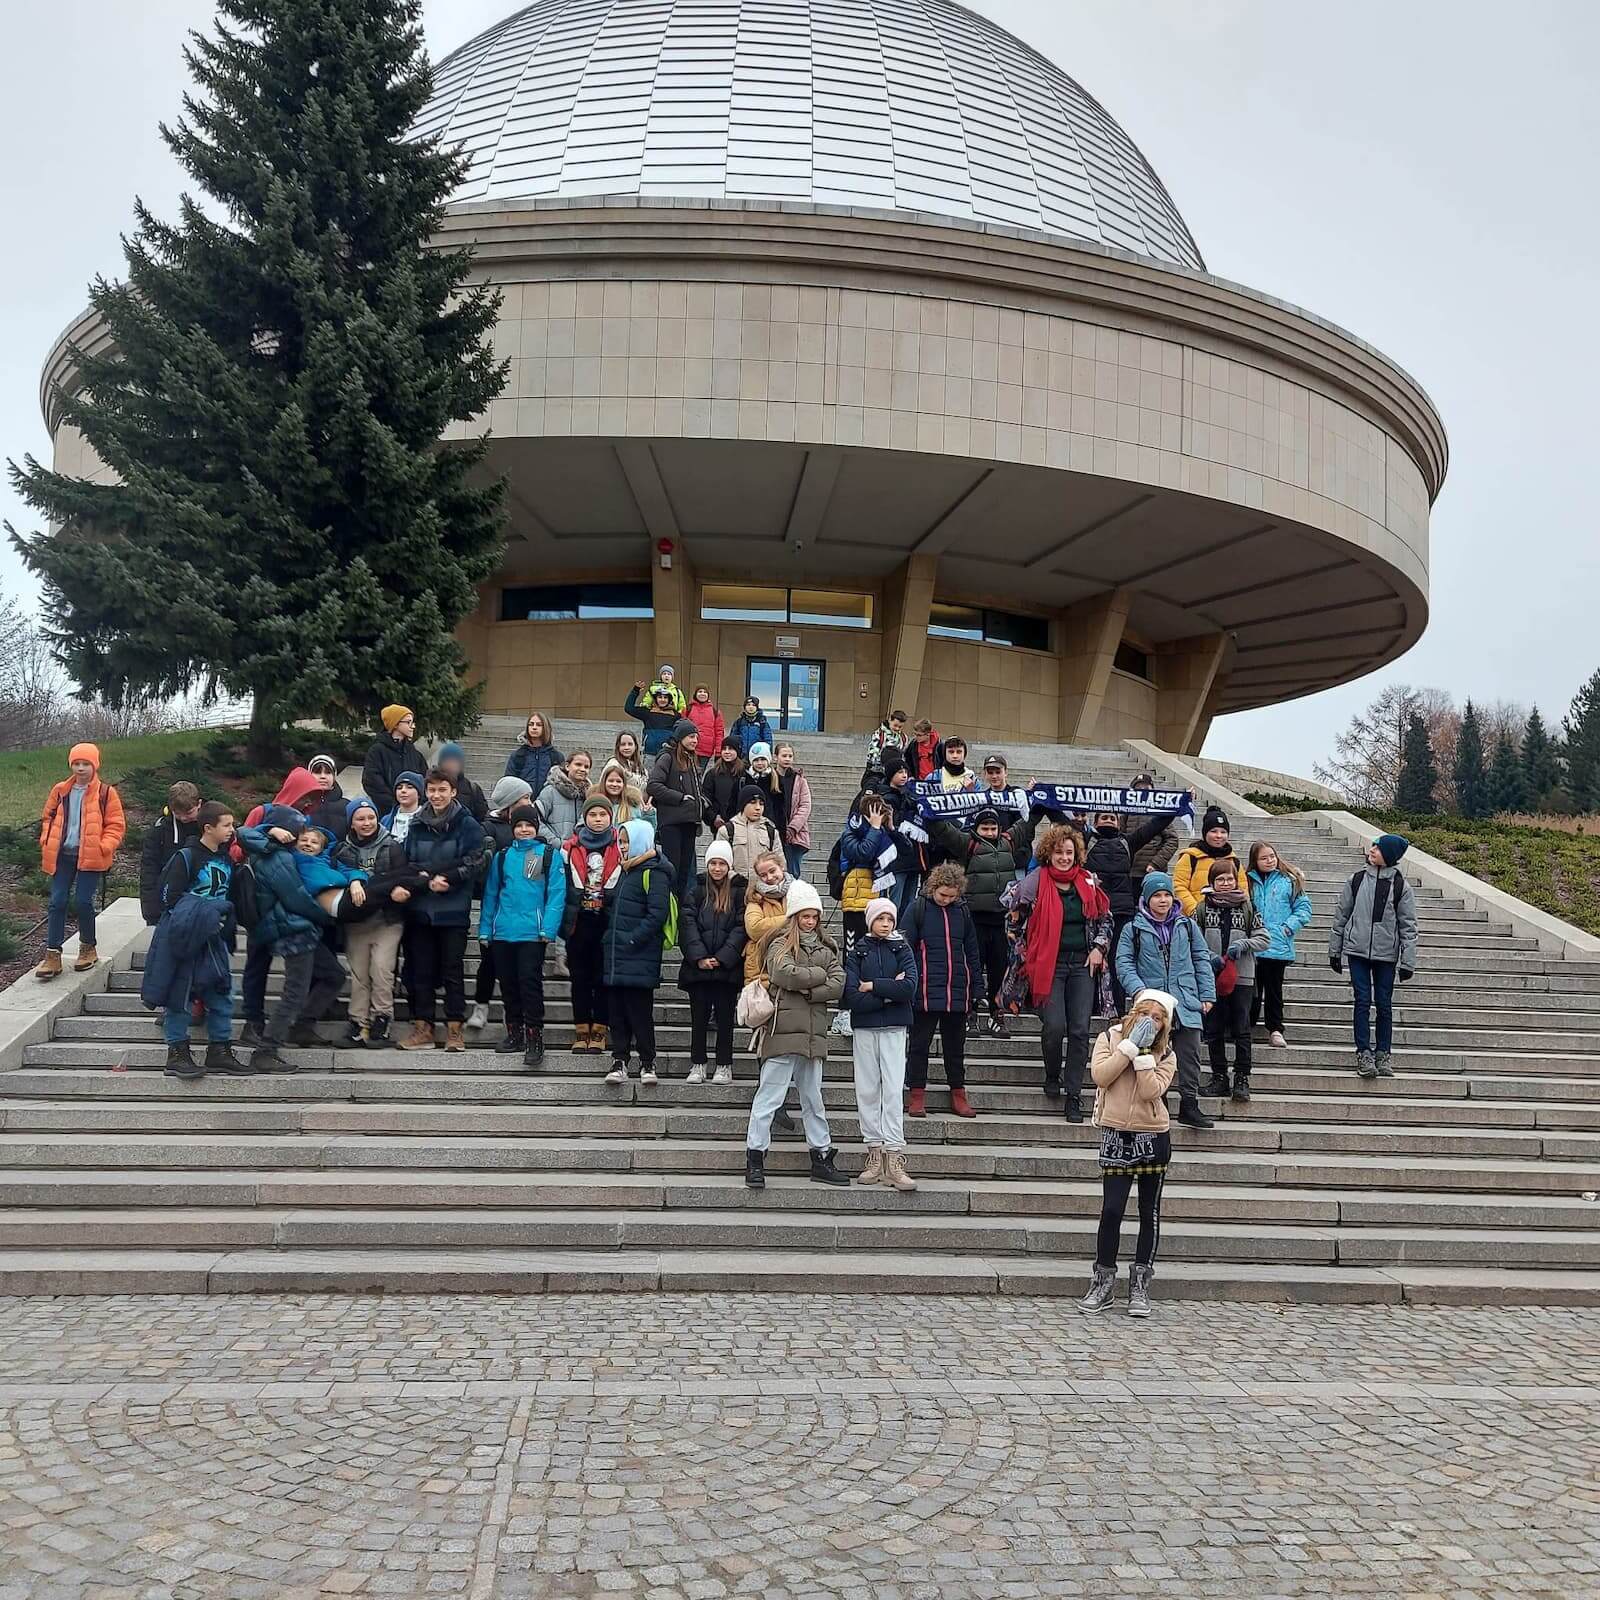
[746,658,826,733]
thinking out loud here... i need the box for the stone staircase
[2,733,1599,1301]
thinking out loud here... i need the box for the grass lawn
[0,729,245,826]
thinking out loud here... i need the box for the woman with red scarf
[999,823,1113,1121]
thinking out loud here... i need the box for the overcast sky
[2,0,1595,775]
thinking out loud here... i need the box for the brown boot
[884,1151,918,1193]
[445,1021,467,1053]
[856,1146,884,1186]
[572,1022,594,1054]
[34,949,63,981]
[73,945,98,973]
[397,1019,435,1050]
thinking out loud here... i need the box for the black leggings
[688,984,737,1066]
[907,1010,966,1091]
[1252,957,1289,1031]
[973,914,1008,1010]
[567,912,608,1025]
[608,986,656,1065]
[1096,1170,1167,1270]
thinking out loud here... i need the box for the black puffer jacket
[647,747,703,832]
[902,894,983,1014]
[1086,813,1184,918]
[139,809,198,925]
[677,874,746,988]
[362,731,426,820]
[928,816,1034,917]
[603,853,674,988]
[702,761,746,829]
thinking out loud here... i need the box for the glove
[1127,1016,1158,1049]
[1398,966,1414,983]
[1132,1052,1157,1072]
[1329,956,1343,974]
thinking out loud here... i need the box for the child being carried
[292,824,372,921]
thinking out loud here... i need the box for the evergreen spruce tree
[1394,711,1439,815]
[1452,700,1489,819]
[1520,705,1561,808]
[1487,731,1526,815]
[1564,670,1600,814]
[7,0,506,757]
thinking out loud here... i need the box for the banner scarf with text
[910,779,1192,827]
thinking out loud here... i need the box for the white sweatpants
[746,1053,831,1153]
[852,1026,908,1152]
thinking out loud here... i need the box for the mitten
[1127,1016,1158,1049]
[1226,936,1247,958]
[1132,1052,1157,1072]
[1329,956,1343,974]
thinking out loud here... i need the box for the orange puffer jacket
[40,749,126,874]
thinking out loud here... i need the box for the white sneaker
[466,1003,489,1033]
[1270,1031,1287,1048]
[605,1063,626,1085]
[686,1063,706,1084]
[640,1065,659,1086]
[713,1064,733,1084]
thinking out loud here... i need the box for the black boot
[238,1020,266,1050]
[1232,1071,1251,1103]
[745,1148,765,1190]
[1176,1099,1215,1129]
[774,1105,797,1134]
[1042,1073,1062,1098]
[522,1029,545,1069]
[1205,1066,1231,1098]
[809,1146,850,1187]
[288,1021,321,1048]
[250,1045,297,1074]
[495,1024,526,1055]
[1064,1097,1085,1123]
[341,1019,366,1049]
[205,1041,258,1075]
[164,1041,203,1080]
[366,1015,390,1047]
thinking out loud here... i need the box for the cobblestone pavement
[0,1295,1596,1598]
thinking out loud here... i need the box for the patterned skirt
[1096,1128,1172,1175]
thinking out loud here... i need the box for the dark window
[1114,642,1152,681]
[500,583,653,622]
[929,602,1050,652]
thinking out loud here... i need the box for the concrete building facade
[40,0,1447,752]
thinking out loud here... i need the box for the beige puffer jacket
[760,931,845,1063]
[1089,1025,1177,1133]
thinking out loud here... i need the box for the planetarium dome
[413,0,1205,270]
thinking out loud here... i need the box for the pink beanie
[864,897,898,929]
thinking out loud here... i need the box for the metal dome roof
[414,0,1204,270]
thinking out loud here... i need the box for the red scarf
[1023,865,1110,1004]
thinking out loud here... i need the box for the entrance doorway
[746,657,826,733]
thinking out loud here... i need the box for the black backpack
[229,858,263,931]
[826,837,847,903]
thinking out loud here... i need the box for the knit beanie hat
[345,797,378,828]
[972,807,1000,829]
[308,753,337,776]
[1201,805,1230,836]
[622,818,655,858]
[749,741,772,764]
[583,795,616,823]
[1132,988,1178,1022]
[784,880,822,918]
[1140,871,1176,905]
[508,802,541,829]
[672,718,699,744]
[381,705,412,734]
[394,771,425,801]
[737,783,767,811]
[438,741,466,767]
[489,775,533,813]
[659,664,675,680]
[68,742,101,771]
[880,751,907,783]
[1374,832,1409,867]
[865,897,898,929]
[704,839,734,870]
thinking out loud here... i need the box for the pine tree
[1521,705,1561,808]
[1487,731,1526,815]
[1394,711,1439,814]
[7,1,506,758]
[1564,670,1600,814]
[1452,699,1489,818]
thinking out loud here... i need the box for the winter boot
[250,1045,296,1074]
[950,1088,977,1119]
[1064,1097,1085,1124]
[1375,1050,1395,1077]
[808,1146,850,1187]
[444,1021,467,1053]
[1042,1072,1061,1098]
[34,949,63,982]
[366,1016,390,1048]
[495,1024,526,1055]
[1231,1071,1252,1103]
[239,1020,267,1050]
[1076,1265,1115,1313]
[288,1021,321,1048]
[1176,1099,1215,1129]
[906,1086,927,1119]
[522,1029,545,1069]
[1205,1065,1232,1098]
[205,1041,257,1075]
[1355,1048,1378,1079]
[745,1148,766,1190]
[398,1019,435,1051]
[856,1146,884,1186]
[164,1041,203,1080]
[1127,1264,1154,1318]
[73,945,98,973]
[883,1151,917,1193]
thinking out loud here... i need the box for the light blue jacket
[1115,909,1216,1029]
[478,836,567,944]
[1248,867,1313,962]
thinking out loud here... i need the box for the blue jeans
[162,984,234,1046]
[47,853,101,951]
[891,872,920,918]
[783,843,807,878]
[1348,956,1396,1052]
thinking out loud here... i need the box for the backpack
[229,858,263,931]
[640,868,680,950]
[825,837,846,902]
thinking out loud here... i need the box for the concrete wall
[1092,669,1158,746]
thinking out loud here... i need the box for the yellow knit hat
[381,705,412,734]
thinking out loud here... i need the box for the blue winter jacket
[844,932,919,1028]
[902,894,984,1014]
[504,741,564,792]
[478,836,567,944]
[602,853,674,988]
[403,802,487,929]
[238,814,336,954]
[1248,867,1313,962]
[729,712,773,759]
[141,893,232,1014]
[1116,909,1216,1029]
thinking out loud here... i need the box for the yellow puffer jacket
[1172,843,1242,916]
[840,866,876,913]
[743,890,789,982]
